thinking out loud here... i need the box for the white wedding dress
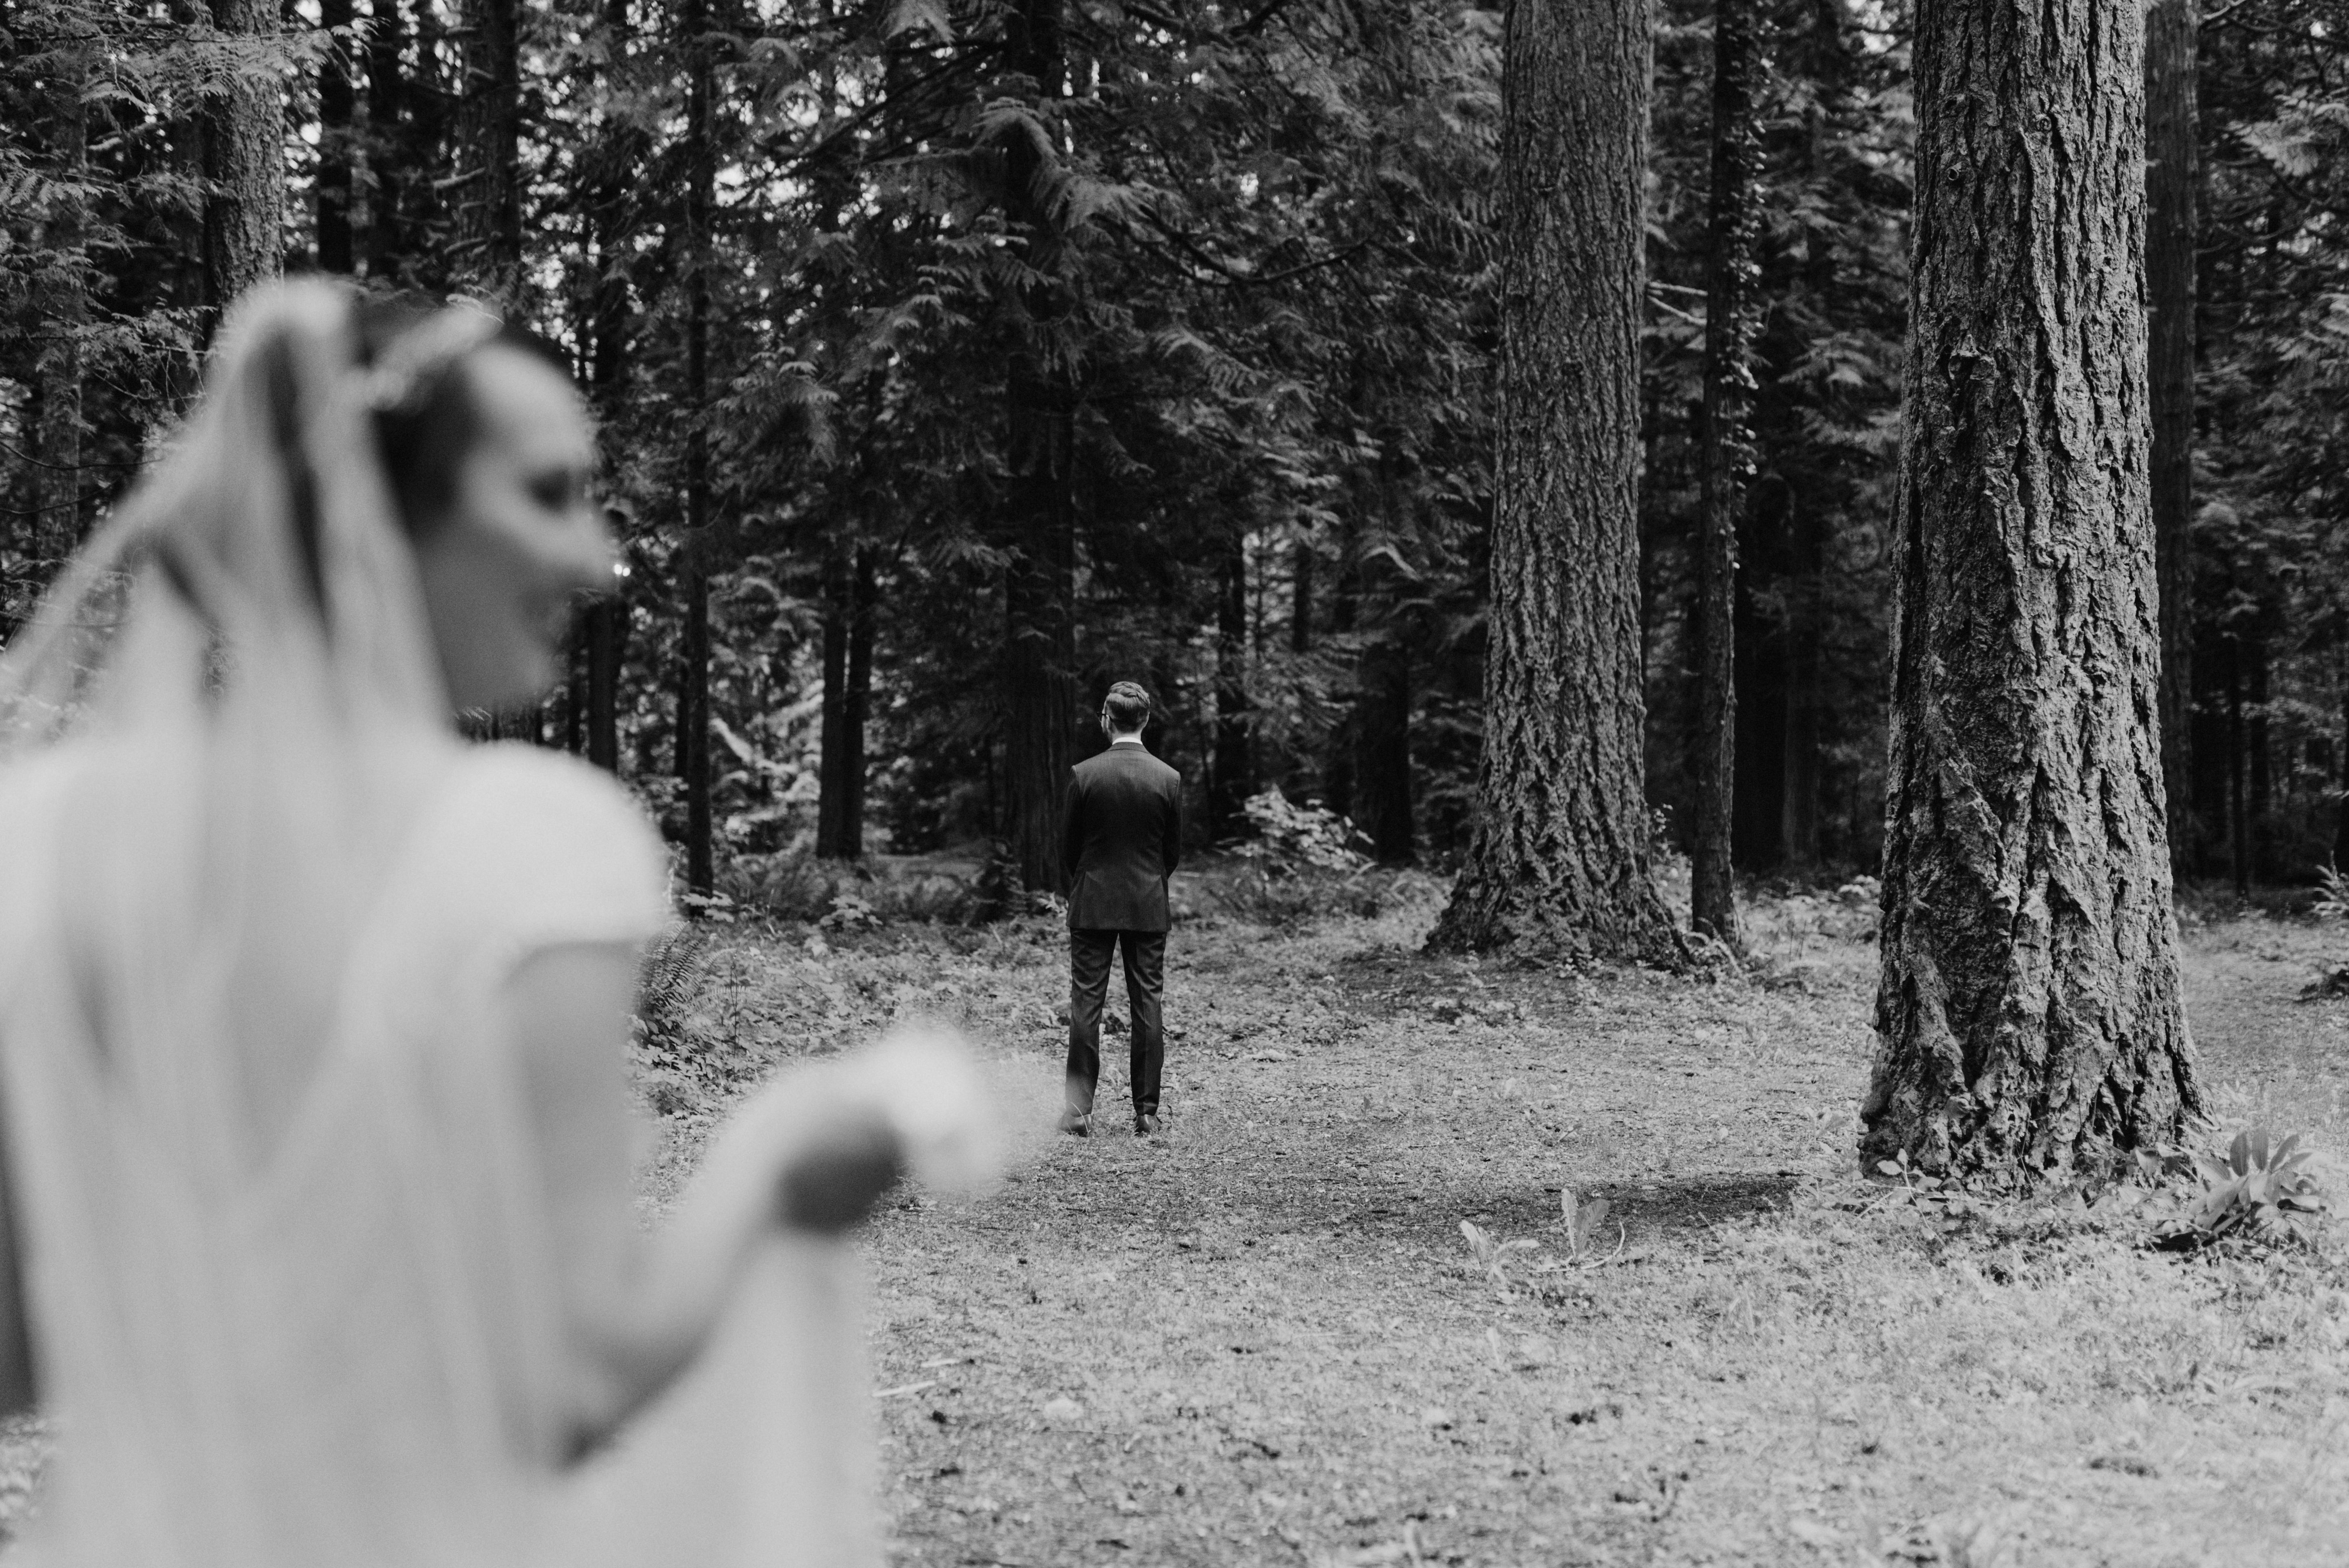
[0,284,908,1568]
[0,741,880,1568]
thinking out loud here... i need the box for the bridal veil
[0,281,893,1566]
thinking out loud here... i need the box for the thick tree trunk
[817,540,874,859]
[317,0,355,272]
[675,0,714,896]
[2147,0,2197,878]
[1691,0,1765,945]
[1864,0,2199,1180]
[1427,0,1681,962]
[998,0,1075,895]
[1210,531,1253,837]
[201,0,284,333]
[456,0,523,303]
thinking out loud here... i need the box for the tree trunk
[2247,633,2269,876]
[2333,651,2349,872]
[456,0,523,304]
[1864,0,2199,1181]
[675,0,714,896]
[364,0,407,276]
[817,538,875,859]
[32,39,88,565]
[2147,0,2197,878]
[1426,0,1680,962]
[2227,639,2247,899]
[998,0,1075,895]
[584,595,625,771]
[1780,497,1824,868]
[1691,0,1765,945]
[1321,504,1360,820]
[1355,637,1414,864]
[1290,539,1313,655]
[1210,530,1253,836]
[317,0,355,272]
[201,0,285,335]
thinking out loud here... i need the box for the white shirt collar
[1109,736,1145,747]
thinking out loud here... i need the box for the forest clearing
[615,869,2348,1568]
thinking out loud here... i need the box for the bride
[0,281,993,1565]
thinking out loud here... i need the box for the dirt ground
[0,875,2343,1566]
[838,880,2348,1568]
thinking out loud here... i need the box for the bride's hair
[0,280,519,750]
[354,293,573,540]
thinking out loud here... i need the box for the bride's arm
[503,943,902,1456]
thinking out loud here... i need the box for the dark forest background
[2,0,2345,904]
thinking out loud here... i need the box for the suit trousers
[1065,929,1166,1118]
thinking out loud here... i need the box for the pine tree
[1427,0,1682,962]
[1865,0,2201,1179]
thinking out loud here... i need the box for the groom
[1058,681,1184,1139]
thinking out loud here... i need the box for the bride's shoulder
[428,745,673,946]
[439,744,663,856]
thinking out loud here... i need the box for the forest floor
[638,865,2349,1568]
[0,867,2345,1566]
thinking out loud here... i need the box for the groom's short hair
[1103,681,1152,733]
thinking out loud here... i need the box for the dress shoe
[1134,1112,1161,1138]
[1058,1110,1091,1138]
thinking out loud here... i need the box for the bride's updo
[352,295,575,541]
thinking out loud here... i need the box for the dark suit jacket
[1061,742,1184,931]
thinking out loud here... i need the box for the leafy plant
[1232,788,1372,873]
[2314,859,2349,921]
[1557,1188,1624,1263]
[635,922,713,1069]
[1459,1220,1537,1297]
[2151,1128,2330,1251]
[818,891,881,931]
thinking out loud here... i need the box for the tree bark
[317,0,356,272]
[1427,0,1681,962]
[201,0,285,335]
[998,0,1076,895]
[363,0,408,276]
[1355,637,1414,864]
[455,0,523,303]
[1210,529,1254,837]
[32,38,88,564]
[2147,0,2197,878]
[1290,539,1313,655]
[1864,0,2199,1180]
[675,0,714,896]
[817,539,875,859]
[1691,0,1765,945]
[1322,512,1359,822]
[1780,497,1824,868]
[583,595,625,770]
[2226,636,2247,899]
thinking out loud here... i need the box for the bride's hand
[775,1105,904,1234]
